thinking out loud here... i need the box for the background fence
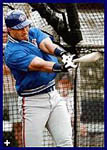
[3,3,104,147]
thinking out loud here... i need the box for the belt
[41,86,55,94]
[19,86,55,97]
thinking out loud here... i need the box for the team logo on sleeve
[32,39,38,47]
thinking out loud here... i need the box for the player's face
[9,26,29,41]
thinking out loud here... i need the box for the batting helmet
[5,10,32,29]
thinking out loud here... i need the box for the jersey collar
[8,35,19,43]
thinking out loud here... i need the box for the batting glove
[61,53,77,69]
[54,48,68,57]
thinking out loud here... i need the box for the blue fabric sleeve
[7,50,36,72]
[30,28,49,45]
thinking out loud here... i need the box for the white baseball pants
[18,90,73,147]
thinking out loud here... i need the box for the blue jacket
[4,27,58,96]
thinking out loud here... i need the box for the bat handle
[73,58,79,63]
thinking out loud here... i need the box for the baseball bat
[73,52,102,63]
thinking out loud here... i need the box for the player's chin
[21,36,28,41]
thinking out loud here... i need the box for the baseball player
[4,10,76,147]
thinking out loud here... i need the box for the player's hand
[61,53,77,69]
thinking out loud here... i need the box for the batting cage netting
[3,3,104,147]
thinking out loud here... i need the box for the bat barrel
[73,52,102,63]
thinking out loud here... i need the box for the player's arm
[28,56,55,72]
[39,37,66,57]
[35,28,69,57]
[28,56,70,73]
[39,38,77,68]
[39,37,57,55]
